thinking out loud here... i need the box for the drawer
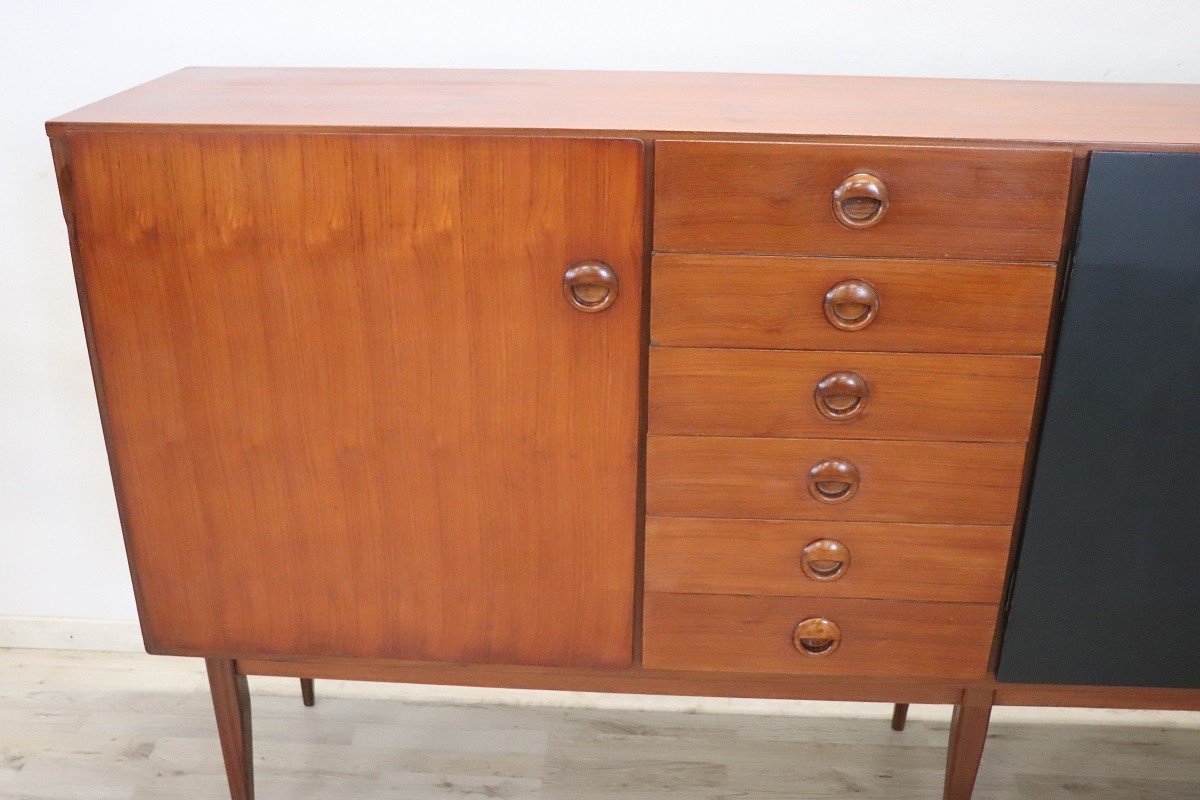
[645,517,1011,603]
[642,593,997,679]
[647,435,1026,525]
[654,140,1072,261]
[649,348,1041,442]
[650,253,1057,353]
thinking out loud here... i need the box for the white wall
[3,0,1200,629]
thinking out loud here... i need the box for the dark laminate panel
[999,152,1200,688]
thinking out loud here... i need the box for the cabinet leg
[943,687,994,800]
[301,677,315,707]
[205,659,254,800]
[891,702,909,731]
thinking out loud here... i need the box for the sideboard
[47,68,1200,800]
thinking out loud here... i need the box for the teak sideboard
[47,68,1200,800]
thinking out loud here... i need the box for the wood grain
[205,658,254,800]
[649,348,1042,442]
[650,253,1057,353]
[993,683,1200,711]
[654,141,1071,261]
[792,617,842,656]
[944,686,995,800]
[236,657,967,704]
[63,131,644,667]
[642,593,997,679]
[647,435,1027,525]
[45,67,1200,149]
[645,517,1012,603]
[237,652,1200,709]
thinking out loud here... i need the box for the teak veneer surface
[649,348,1042,442]
[647,435,1027,525]
[47,67,1200,148]
[63,131,644,667]
[993,683,1200,711]
[236,657,969,704]
[642,593,997,679]
[650,254,1057,354]
[654,141,1071,261]
[645,517,1011,603]
[232,656,1200,710]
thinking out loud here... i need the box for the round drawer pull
[800,539,851,581]
[832,172,889,229]
[563,261,618,312]
[793,617,842,656]
[814,371,869,420]
[823,280,879,331]
[807,459,859,503]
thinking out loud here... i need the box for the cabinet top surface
[47,67,1200,147]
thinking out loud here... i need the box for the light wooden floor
[1,649,1197,799]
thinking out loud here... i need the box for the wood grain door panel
[65,132,644,667]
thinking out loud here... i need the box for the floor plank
[0,649,1196,799]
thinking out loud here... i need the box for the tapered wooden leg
[891,702,909,731]
[943,687,994,800]
[205,659,254,800]
[300,677,315,707]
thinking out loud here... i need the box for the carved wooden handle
[814,371,869,420]
[832,172,889,228]
[823,280,879,331]
[800,539,851,581]
[793,617,842,656]
[807,459,859,503]
[563,261,618,312]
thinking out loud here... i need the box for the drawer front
[649,348,1041,442]
[647,435,1026,525]
[646,517,1010,603]
[654,140,1072,261]
[651,253,1057,353]
[643,593,997,679]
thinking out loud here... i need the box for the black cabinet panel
[999,152,1200,688]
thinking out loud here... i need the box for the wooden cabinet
[48,68,1200,800]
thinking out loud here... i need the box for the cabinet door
[999,152,1200,688]
[64,133,643,667]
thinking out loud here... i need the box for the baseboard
[0,615,145,652]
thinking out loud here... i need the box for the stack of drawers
[643,140,1072,680]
